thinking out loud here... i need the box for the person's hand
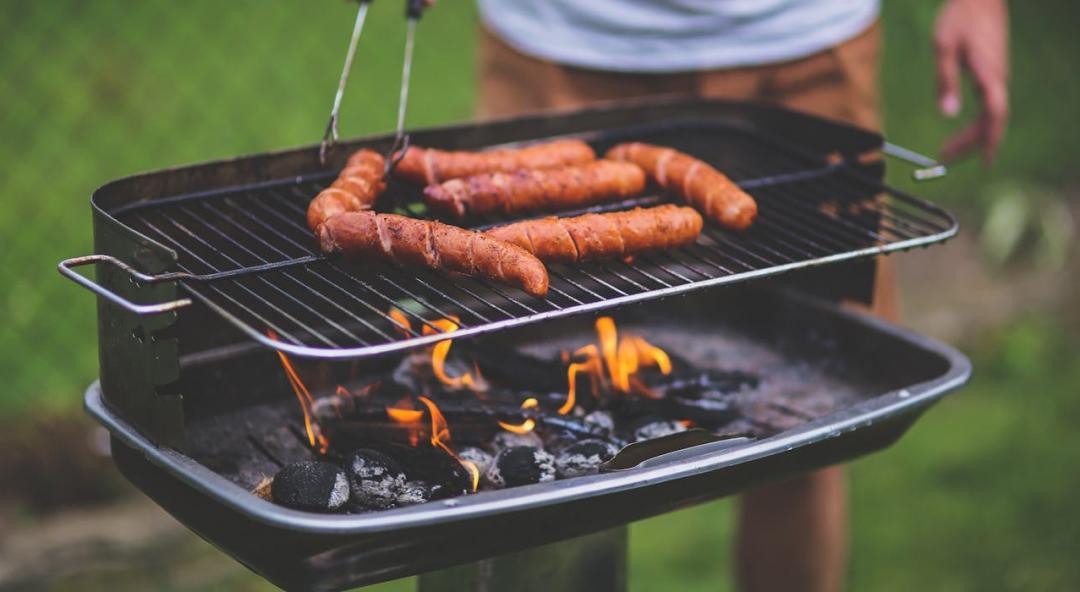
[934,0,1009,164]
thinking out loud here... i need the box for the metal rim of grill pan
[85,294,970,535]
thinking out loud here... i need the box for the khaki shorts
[476,22,898,320]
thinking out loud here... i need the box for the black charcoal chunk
[583,410,615,435]
[271,461,350,512]
[459,446,494,477]
[486,446,556,488]
[555,439,619,479]
[397,480,433,506]
[346,448,407,509]
[492,430,544,451]
[632,419,687,442]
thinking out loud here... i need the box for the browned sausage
[306,149,387,231]
[423,160,646,219]
[393,139,596,185]
[318,212,550,297]
[606,142,757,230]
[484,205,703,264]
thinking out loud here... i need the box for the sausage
[484,205,703,264]
[423,160,646,219]
[318,212,550,297]
[307,149,387,231]
[606,142,757,230]
[393,139,596,185]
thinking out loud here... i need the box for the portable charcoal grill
[62,98,970,591]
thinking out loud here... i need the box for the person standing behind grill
[452,1,1010,591]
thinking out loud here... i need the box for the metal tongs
[318,0,427,173]
[319,0,372,166]
[385,0,427,178]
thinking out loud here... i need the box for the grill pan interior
[87,285,970,591]
[93,114,957,360]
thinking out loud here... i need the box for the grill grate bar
[109,123,957,359]
[150,209,358,347]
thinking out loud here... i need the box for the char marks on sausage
[485,205,703,264]
[319,212,549,297]
[393,139,596,185]
[307,149,387,231]
[606,142,757,230]
[423,160,646,219]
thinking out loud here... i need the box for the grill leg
[417,526,627,592]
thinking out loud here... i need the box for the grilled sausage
[606,142,757,230]
[484,205,703,264]
[393,139,596,185]
[307,149,387,231]
[318,212,550,297]
[423,160,646,219]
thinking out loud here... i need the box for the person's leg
[712,22,885,592]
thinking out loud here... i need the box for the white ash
[633,420,687,442]
[346,449,407,509]
[555,439,620,479]
[492,430,544,451]
[486,446,556,488]
[459,446,494,476]
[583,410,615,434]
[396,481,433,506]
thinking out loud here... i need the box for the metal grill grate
[109,123,956,359]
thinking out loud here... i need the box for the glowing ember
[267,330,329,454]
[418,396,480,492]
[498,397,540,433]
[559,317,673,414]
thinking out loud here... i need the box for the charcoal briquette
[459,446,494,476]
[271,461,350,512]
[396,480,433,506]
[492,430,544,451]
[555,439,620,478]
[632,419,687,442]
[486,446,556,488]
[346,448,407,509]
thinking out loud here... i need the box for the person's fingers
[969,59,1009,164]
[941,119,984,162]
[934,29,962,117]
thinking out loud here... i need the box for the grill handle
[58,255,193,315]
[882,142,948,181]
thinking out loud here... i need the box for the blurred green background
[1,1,1077,590]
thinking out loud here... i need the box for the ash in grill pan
[186,306,871,515]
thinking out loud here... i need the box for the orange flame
[388,308,413,337]
[422,317,482,390]
[561,344,603,415]
[498,397,539,433]
[267,330,329,454]
[386,397,424,447]
[559,317,673,413]
[418,396,480,492]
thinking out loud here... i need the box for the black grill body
[75,98,969,591]
[88,286,969,591]
[84,98,955,450]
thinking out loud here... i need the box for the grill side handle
[58,255,193,315]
